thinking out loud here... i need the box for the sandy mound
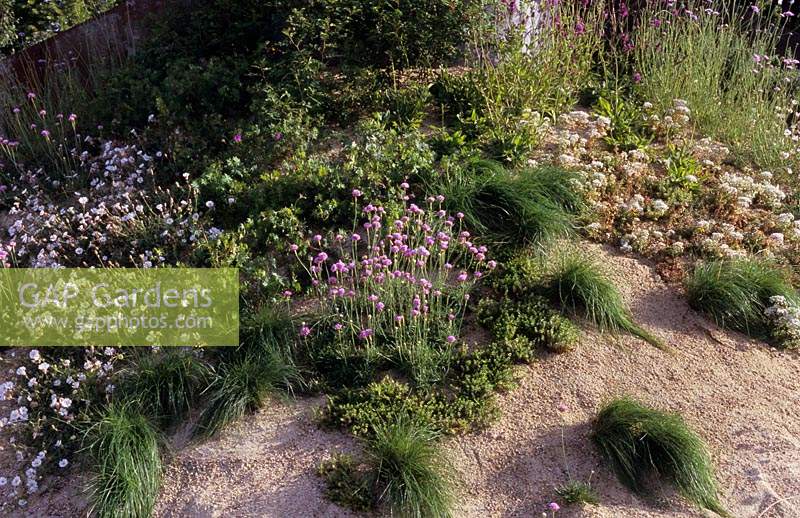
[451,244,800,517]
[15,244,800,517]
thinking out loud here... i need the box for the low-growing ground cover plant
[593,397,728,516]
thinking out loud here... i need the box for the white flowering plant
[0,347,122,505]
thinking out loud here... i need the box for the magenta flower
[233,133,243,143]
[273,131,283,141]
[548,502,560,512]
[446,335,456,343]
[358,328,373,340]
[333,323,343,331]
[299,325,311,337]
[282,290,293,298]
[352,189,362,198]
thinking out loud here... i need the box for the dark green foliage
[367,418,455,518]
[195,344,300,438]
[323,376,499,438]
[318,453,374,512]
[556,480,600,505]
[544,249,665,349]
[434,163,583,252]
[280,0,480,68]
[593,398,728,516]
[685,258,796,337]
[92,0,279,151]
[115,349,211,429]
[478,296,580,355]
[1,0,119,55]
[85,402,162,518]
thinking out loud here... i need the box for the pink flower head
[351,234,361,242]
[358,328,374,340]
[282,290,293,298]
[446,335,456,343]
[314,252,328,264]
[333,323,343,331]
[352,189,362,198]
[27,92,36,100]
[289,244,299,252]
[273,131,283,141]
[557,402,568,412]
[68,113,77,123]
[548,502,560,512]
[233,133,243,143]
[299,325,311,337]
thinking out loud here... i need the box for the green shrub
[593,398,728,516]
[195,344,300,438]
[279,0,482,69]
[685,258,797,337]
[543,248,664,349]
[84,402,162,518]
[116,349,211,429]
[367,418,455,518]
[478,296,580,356]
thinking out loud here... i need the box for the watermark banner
[0,268,239,347]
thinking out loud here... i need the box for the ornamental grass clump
[593,398,728,516]
[367,418,455,518]
[194,343,300,438]
[293,185,495,386]
[85,402,163,518]
[544,248,664,350]
[116,349,211,429]
[433,163,583,252]
[685,258,797,339]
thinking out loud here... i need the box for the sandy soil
[16,244,800,517]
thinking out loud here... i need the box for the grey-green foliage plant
[685,258,797,337]
[593,398,728,516]
[84,401,162,518]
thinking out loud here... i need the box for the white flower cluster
[2,139,215,267]
[0,347,122,506]
[719,170,786,208]
[764,295,800,350]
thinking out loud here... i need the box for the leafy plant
[478,296,580,356]
[593,398,728,516]
[318,453,374,512]
[556,480,599,506]
[685,258,797,337]
[84,402,163,518]
[595,91,652,151]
